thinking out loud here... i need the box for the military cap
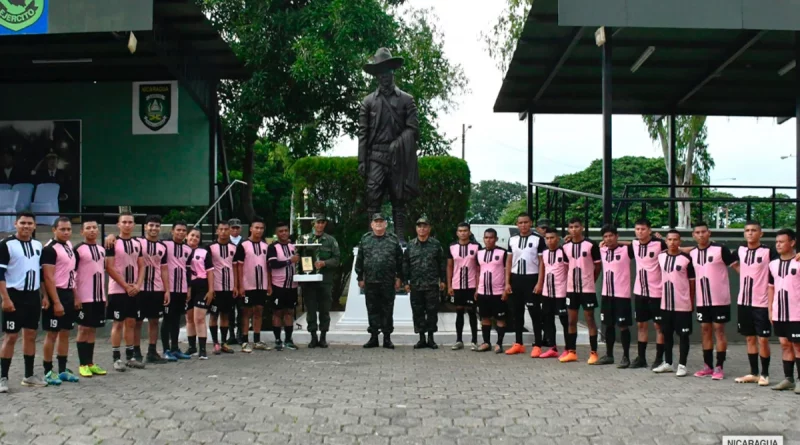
[228,218,242,228]
[536,218,552,229]
[415,217,430,226]
[314,213,328,223]
[371,213,385,221]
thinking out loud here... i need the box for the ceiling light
[631,46,656,73]
[595,27,606,47]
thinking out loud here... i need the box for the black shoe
[427,333,438,349]
[227,337,240,346]
[184,347,198,357]
[414,340,428,349]
[594,355,615,365]
[309,332,319,349]
[146,353,167,364]
[650,359,663,371]
[630,356,648,369]
[363,336,379,348]
[318,333,328,348]
[617,356,631,369]
[383,334,394,349]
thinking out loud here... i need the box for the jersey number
[566,297,571,306]
[244,297,249,304]
[114,311,120,319]
[49,319,58,328]
[600,313,604,321]
[696,312,703,322]
[164,307,169,314]
[5,321,13,330]
[78,312,84,320]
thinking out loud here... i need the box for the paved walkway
[0,342,797,444]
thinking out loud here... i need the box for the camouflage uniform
[403,236,446,333]
[302,230,340,333]
[355,228,404,335]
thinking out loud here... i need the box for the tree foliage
[468,180,526,224]
[480,0,532,73]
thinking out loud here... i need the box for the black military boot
[413,333,427,349]
[427,332,438,350]
[363,334,380,348]
[383,333,394,349]
[308,332,319,349]
[318,332,329,348]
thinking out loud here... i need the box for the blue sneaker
[44,371,62,386]
[58,369,80,383]
[163,351,178,362]
[171,350,191,360]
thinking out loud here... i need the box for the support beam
[527,111,534,218]
[208,80,219,230]
[796,32,800,236]
[668,115,677,228]
[602,28,613,225]
[778,116,793,125]
[676,31,767,106]
[533,28,585,103]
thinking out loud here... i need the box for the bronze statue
[358,48,420,244]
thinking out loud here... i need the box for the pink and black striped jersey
[632,238,668,298]
[659,252,695,312]
[74,243,106,303]
[542,247,567,298]
[234,239,269,291]
[189,247,214,283]
[769,258,800,322]
[163,240,192,294]
[446,241,480,290]
[477,247,507,296]
[736,245,775,308]
[267,241,297,289]
[106,237,141,295]
[40,240,75,290]
[138,238,168,292]
[600,245,634,299]
[563,239,601,294]
[209,241,237,292]
[689,243,736,307]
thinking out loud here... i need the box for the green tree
[199,0,467,220]
[499,197,527,225]
[480,0,532,73]
[468,180,526,224]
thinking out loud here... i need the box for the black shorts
[138,291,165,319]
[661,310,693,336]
[510,274,539,307]
[272,286,298,310]
[737,306,771,337]
[164,292,185,318]
[210,291,234,315]
[477,295,508,321]
[567,292,597,310]
[773,321,800,342]
[243,290,267,308]
[106,293,138,321]
[696,305,730,324]
[634,295,662,323]
[541,296,567,317]
[190,281,210,310]
[2,290,40,333]
[601,296,632,327]
[77,302,106,328]
[449,289,475,308]
[42,289,76,332]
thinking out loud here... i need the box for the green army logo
[139,83,172,131]
[0,0,44,32]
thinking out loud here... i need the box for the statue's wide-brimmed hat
[363,48,404,76]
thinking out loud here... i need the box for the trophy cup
[293,188,323,283]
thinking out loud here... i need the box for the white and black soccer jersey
[507,233,546,275]
[0,235,43,291]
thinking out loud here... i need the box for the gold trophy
[292,189,323,282]
[301,234,314,274]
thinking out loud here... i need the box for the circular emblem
[581,251,587,257]
[792,269,797,276]
[469,250,474,255]
[528,243,533,248]
[708,256,714,262]
[0,0,45,32]
[676,265,682,271]
[615,255,620,261]
[649,252,655,258]
[757,257,762,263]
[557,258,562,263]
[494,256,499,261]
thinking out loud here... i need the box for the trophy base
[294,243,322,247]
[294,274,323,283]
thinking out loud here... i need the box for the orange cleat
[587,351,599,365]
[530,346,542,358]
[504,343,526,355]
[539,347,560,359]
[559,351,578,363]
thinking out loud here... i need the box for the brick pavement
[0,341,797,445]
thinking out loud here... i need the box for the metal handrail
[531,183,602,200]
[193,179,247,228]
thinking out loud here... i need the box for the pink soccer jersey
[477,247,507,296]
[737,245,775,308]
[74,243,106,303]
[564,239,601,294]
[659,252,695,312]
[40,241,76,290]
[447,242,480,290]
[632,238,667,298]
[138,238,168,292]
[600,245,633,299]
[542,247,568,298]
[234,239,269,291]
[689,243,736,307]
[106,237,141,295]
[267,241,298,289]
[769,258,800,322]
[163,240,193,294]
[209,241,237,292]
[189,247,214,282]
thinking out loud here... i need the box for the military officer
[355,213,404,349]
[403,217,447,349]
[303,214,341,349]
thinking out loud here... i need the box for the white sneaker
[113,359,126,372]
[758,375,770,386]
[653,362,674,373]
[451,341,464,351]
[0,377,8,393]
[676,364,687,377]
[470,343,478,351]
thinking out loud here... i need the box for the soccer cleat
[284,340,298,351]
[694,364,714,378]
[241,343,253,353]
[540,348,560,359]
[758,376,770,386]
[676,364,688,377]
[494,345,503,354]
[198,353,209,360]
[558,350,569,360]
[213,343,222,355]
[172,350,191,360]
[113,360,126,372]
[771,378,795,391]
[470,343,478,351]
[795,385,800,395]
[88,364,107,376]
[79,366,93,378]
[505,343,525,355]
[452,341,464,351]
[275,340,285,351]
[162,351,178,362]
[629,356,648,369]
[653,362,674,374]
[617,356,631,369]
[253,342,271,351]
[735,374,759,384]
[126,358,146,369]
[22,375,47,387]
[476,343,491,352]
[559,351,578,363]
[530,346,542,358]
[711,366,724,380]
[650,359,663,371]
[59,369,80,382]
[0,377,8,393]
[595,355,615,365]
[43,371,62,386]
[220,344,235,354]
[145,353,167,364]
[184,347,198,357]
[587,352,600,365]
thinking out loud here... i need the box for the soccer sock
[253,332,261,343]
[783,360,795,380]
[515,329,523,345]
[637,341,647,359]
[455,309,464,343]
[468,311,478,344]
[24,355,34,378]
[703,349,713,368]
[716,351,726,369]
[273,327,281,341]
[133,346,142,358]
[0,358,10,379]
[125,346,134,360]
[796,359,800,380]
[621,329,631,358]
[113,347,121,361]
[147,344,157,355]
[76,342,86,366]
[605,326,615,357]
[43,361,53,375]
[88,343,95,365]
[161,320,170,352]
[663,334,674,364]
[285,326,293,341]
[761,355,770,377]
[188,335,197,350]
[210,325,219,344]
[482,325,491,344]
[496,326,506,346]
[748,353,759,375]
[559,315,569,349]
[199,337,207,355]
[589,334,598,353]
[655,343,664,363]
[170,326,180,352]
[57,355,67,374]
[679,335,690,366]
[220,327,229,344]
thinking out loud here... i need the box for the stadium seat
[11,183,34,212]
[0,190,19,232]
[30,183,60,226]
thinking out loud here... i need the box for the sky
[329,0,798,199]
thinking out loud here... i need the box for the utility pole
[461,124,471,159]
